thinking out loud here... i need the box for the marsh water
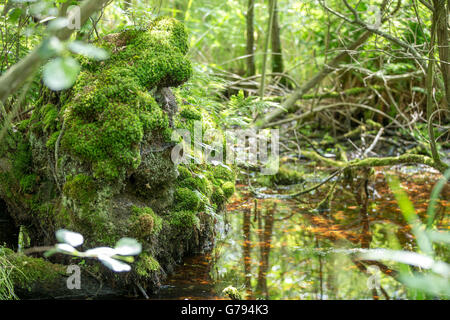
[150,166,449,300]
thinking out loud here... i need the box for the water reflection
[152,168,449,300]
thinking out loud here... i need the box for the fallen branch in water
[302,150,447,173]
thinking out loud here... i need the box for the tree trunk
[246,0,256,77]
[270,0,286,86]
[432,0,449,110]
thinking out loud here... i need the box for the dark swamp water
[149,165,449,300]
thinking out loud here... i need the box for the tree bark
[259,0,276,98]
[432,0,449,110]
[270,0,285,86]
[246,0,256,77]
[0,0,111,103]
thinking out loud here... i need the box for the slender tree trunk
[270,0,286,86]
[426,2,446,171]
[259,0,276,98]
[246,0,256,77]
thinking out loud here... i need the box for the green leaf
[358,248,450,277]
[8,8,23,23]
[43,248,59,258]
[387,176,433,256]
[114,238,142,256]
[98,255,131,272]
[427,230,450,244]
[56,229,84,247]
[43,57,81,91]
[399,273,450,298]
[427,169,450,228]
[68,41,110,60]
[47,17,69,32]
[39,36,64,59]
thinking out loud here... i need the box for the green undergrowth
[0,247,65,295]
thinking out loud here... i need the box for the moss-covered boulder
[0,17,235,297]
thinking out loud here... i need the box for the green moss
[19,174,38,194]
[174,187,200,211]
[221,181,235,199]
[212,165,235,182]
[103,17,192,89]
[177,166,192,180]
[129,206,163,238]
[17,119,31,132]
[56,17,191,183]
[63,174,96,205]
[12,141,32,180]
[211,186,225,205]
[178,176,208,195]
[180,105,202,120]
[41,104,59,132]
[169,210,199,229]
[46,131,60,149]
[1,249,65,290]
[271,167,304,185]
[135,253,160,277]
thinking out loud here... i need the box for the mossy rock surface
[0,17,236,297]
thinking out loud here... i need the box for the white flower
[56,243,77,255]
[98,255,131,272]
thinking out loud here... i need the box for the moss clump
[135,253,160,277]
[102,17,192,89]
[12,141,32,181]
[178,176,209,195]
[17,119,31,132]
[212,166,235,182]
[129,206,163,239]
[222,285,242,300]
[221,181,235,198]
[169,210,199,229]
[177,166,192,180]
[63,174,96,205]
[211,186,225,205]
[271,167,304,185]
[19,174,38,194]
[1,248,65,290]
[3,137,40,196]
[41,104,59,133]
[46,131,60,149]
[174,187,200,211]
[180,105,202,120]
[58,17,191,183]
